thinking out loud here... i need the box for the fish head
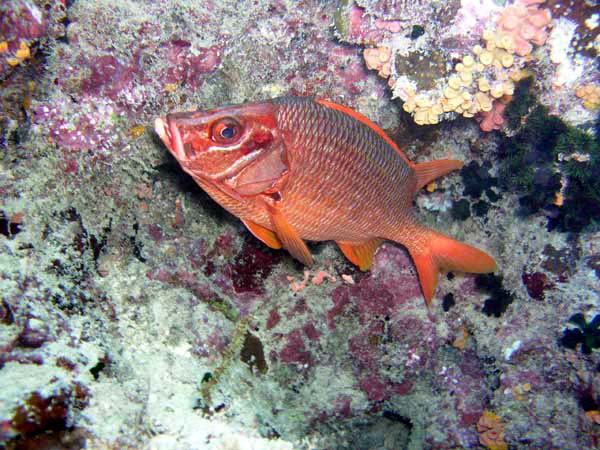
[154,102,283,191]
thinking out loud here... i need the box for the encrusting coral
[576,84,600,110]
[477,411,508,450]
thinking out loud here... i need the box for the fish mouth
[154,117,186,162]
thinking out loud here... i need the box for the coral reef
[1,0,600,449]
[336,0,598,129]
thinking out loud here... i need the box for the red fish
[154,97,496,305]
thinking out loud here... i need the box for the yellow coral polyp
[427,110,439,124]
[576,84,600,110]
[431,104,443,116]
[480,50,494,65]
[490,83,505,99]
[414,110,427,125]
[503,81,515,96]
[415,95,431,108]
[448,76,461,90]
[0,41,8,53]
[478,77,491,92]
[444,86,458,98]
[463,54,475,67]
[482,29,495,42]
[447,96,464,111]
[499,34,515,52]
[16,41,30,60]
[403,99,416,113]
[476,92,493,112]
[460,70,473,84]
[500,53,514,68]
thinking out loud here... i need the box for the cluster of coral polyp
[347,0,553,128]
[401,0,551,127]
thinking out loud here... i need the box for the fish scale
[274,97,412,241]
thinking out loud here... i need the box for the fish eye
[212,117,241,144]
[220,126,236,139]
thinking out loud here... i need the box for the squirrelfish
[154,97,497,305]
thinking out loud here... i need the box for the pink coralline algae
[477,96,511,132]
[165,40,221,88]
[496,0,552,57]
[80,55,137,98]
[343,4,402,44]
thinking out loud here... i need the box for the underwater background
[0,0,599,449]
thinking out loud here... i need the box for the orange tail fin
[414,159,463,192]
[403,227,497,305]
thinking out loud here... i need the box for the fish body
[155,97,496,305]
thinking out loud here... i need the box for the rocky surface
[1,1,599,449]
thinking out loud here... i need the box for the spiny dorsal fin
[414,159,464,192]
[337,238,383,271]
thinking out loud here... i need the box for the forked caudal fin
[414,159,464,192]
[404,227,497,306]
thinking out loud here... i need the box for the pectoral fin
[242,219,282,249]
[337,239,383,270]
[268,206,313,266]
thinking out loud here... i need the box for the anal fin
[269,207,313,266]
[337,238,383,271]
[242,219,282,249]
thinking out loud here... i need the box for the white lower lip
[154,118,170,147]
[168,119,185,161]
[154,117,186,162]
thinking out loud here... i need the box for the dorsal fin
[414,159,464,191]
[315,98,413,166]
